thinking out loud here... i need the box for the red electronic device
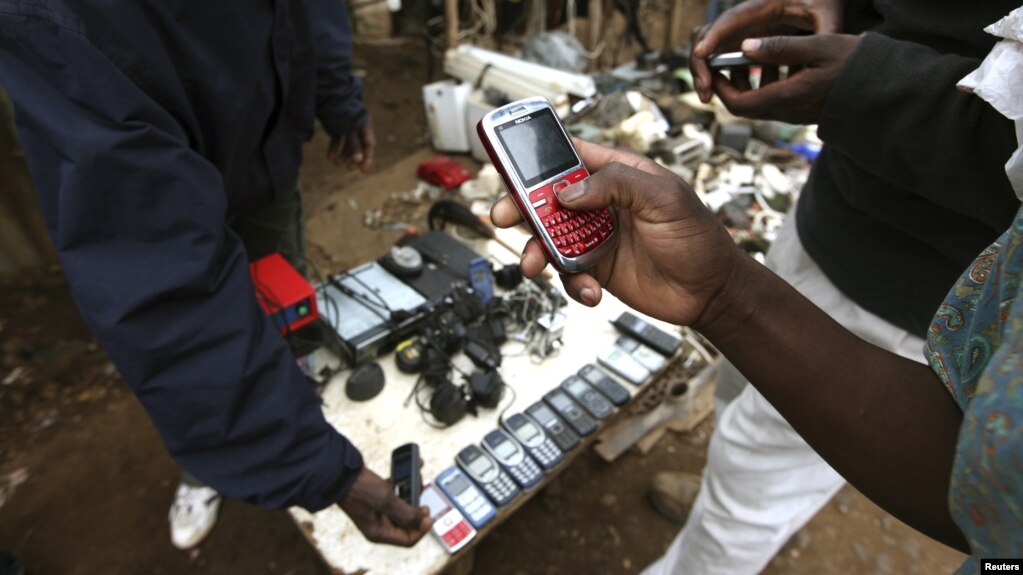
[421,483,476,553]
[477,96,617,274]
[249,253,319,335]
[417,155,473,190]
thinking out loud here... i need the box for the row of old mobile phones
[447,364,631,508]
[405,313,680,553]
[419,362,631,553]
[417,410,561,554]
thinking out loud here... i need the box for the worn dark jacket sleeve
[819,32,1020,231]
[308,0,370,138]
[0,16,362,511]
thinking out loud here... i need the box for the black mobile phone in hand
[390,442,421,508]
[477,96,617,274]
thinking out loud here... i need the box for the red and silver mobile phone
[477,96,617,273]
[421,483,476,554]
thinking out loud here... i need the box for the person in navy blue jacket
[0,0,429,548]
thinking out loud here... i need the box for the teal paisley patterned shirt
[927,205,1023,572]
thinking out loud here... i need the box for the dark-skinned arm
[690,0,1018,231]
[697,247,968,552]
[492,140,969,552]
[690,0,845,103]
[704,30,1017,231]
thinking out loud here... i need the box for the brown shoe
[648,471,702,524]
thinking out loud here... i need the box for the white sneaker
[168,483,222,549]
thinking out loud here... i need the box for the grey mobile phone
[707,51,758,69]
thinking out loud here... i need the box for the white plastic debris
[958,6,1023,200]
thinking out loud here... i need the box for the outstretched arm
[492,140,968,551]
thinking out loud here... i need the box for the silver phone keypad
[508,457,542,486]
[486,472,517,505]
[532,439,562,468]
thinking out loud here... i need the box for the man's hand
[327,118,376,174]
[691,0,843,102]
[490,140,742,328]
[710,33,862,124]
[337,466,432,546]
[687,0,859,123]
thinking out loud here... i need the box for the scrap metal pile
[560,85,815,260]
[373,42,821,260]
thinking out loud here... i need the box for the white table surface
[289,227,678,575]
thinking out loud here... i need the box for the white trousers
[642,211,927,575]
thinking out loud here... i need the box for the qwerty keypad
[541,207,614,258]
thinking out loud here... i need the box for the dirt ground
[0,38,967,575]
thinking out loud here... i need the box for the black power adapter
[468,370,503,408]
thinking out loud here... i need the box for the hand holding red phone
[490,138,741,330]
[477,97,617,274]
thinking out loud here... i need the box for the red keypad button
[527,168,614,258]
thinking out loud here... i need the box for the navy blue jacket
[0,0,368,511]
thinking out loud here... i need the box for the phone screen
[566,379,589,395]
[392,451,411,479]
[529,404,556,424]
[549,393,573,411]
[491,438,517,459]
[515,421,539,442]
[495,107,577,188]
[442,472,473,496]
[468,456,492,476]
[580,365,606,384]
[420,485,452,521]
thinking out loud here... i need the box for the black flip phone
[390,442,421,507]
